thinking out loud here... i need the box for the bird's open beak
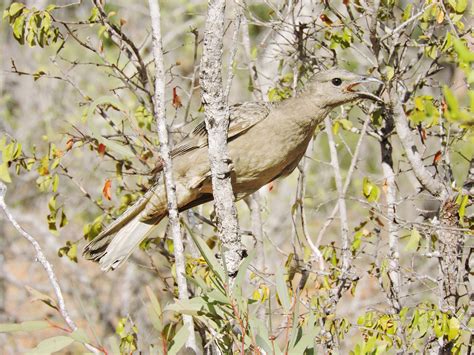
[345,77,384,102]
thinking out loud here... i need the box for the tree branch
[147,0,197,352]
[0,182,101,354]
[324,117,350,273]
[390,91,447,198]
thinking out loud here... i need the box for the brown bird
[83,69,381,270]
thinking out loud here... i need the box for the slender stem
[0,182,76,331]
[147,0,197,352]
[315,114,371,246]
[390,91,446,198]
[324,117,350,273]
[0,183,102,353]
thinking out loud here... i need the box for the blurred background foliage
[0,0,472,353]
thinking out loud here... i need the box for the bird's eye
[331,78,342,86]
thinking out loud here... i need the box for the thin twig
[147,0,197,352]
[0,182,101,354]
[315,114,372,246]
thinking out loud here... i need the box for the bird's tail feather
[83,187,160,270]
[84,215,163,271]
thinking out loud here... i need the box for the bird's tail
[84,215,163,271]
[83,186,164,270]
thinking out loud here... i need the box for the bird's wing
[171,101,272,158]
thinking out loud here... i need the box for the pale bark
[391,92,447,198]
[147,0,198,352]
[380,111,402,312]
[380,111,408,352]
[0,182,76,331]
[389,92,464,316]
[324,117,350,273]
[200,0,243,277]
[0,182,101,354]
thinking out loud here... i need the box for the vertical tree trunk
[200,0,243,277]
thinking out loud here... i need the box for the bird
[83,68,381,271]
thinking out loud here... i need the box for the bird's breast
[228,114,316,193]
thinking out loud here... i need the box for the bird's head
[305,69,382,107]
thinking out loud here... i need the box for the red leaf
[65,139,74,152]
[172,87,182,109]
[102,179,112,201]
[98,143,106,157]
[343,0,350,5]
[419,126,427,145]
[433,151,442,165]
[320,14,333,26]
[441,99,447,114]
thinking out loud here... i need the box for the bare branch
[147,0,197,351]
[324,117,350,273]
[0,182,101,354]
[390,91,448,198]
[0,182,77,331]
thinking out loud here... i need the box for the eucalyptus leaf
[0,320,50,333]
[26,336,74,355]
[168,325,189,355]
[275,267,291,311]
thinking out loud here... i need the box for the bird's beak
[345,77,384,102]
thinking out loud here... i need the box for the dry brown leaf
[103,178,112,200]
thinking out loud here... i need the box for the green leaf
[52,174,59,192]
[41,11,51,33]
[165,297,206,316]
[70,328,90,344]
[255,334,277,354]
[362,177,380,202]
[0,163,12,183]
[402,3,413,21]
[9,3,25,17]
[448,317,460,340]
[186,231,225,282]
[168,326,189,354]
[12,15,26,43]
[443,86,460,121]
[145,286,163,332]
[26,336,74,354]
[207,289,229,304]
[46,4,58,12]
[290,333,315,353]
[25,285,58,311]
[58,241,77,262]
[385,66,394,81]
[0,321,50,333]
[457,194,469,223]
[107,335,121,354]
[405,228,421,252]
[232,248,256,293]
[59,210,68,228]
[455,0,468,12]
[453,39,474,63]
[275,267,291,311]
